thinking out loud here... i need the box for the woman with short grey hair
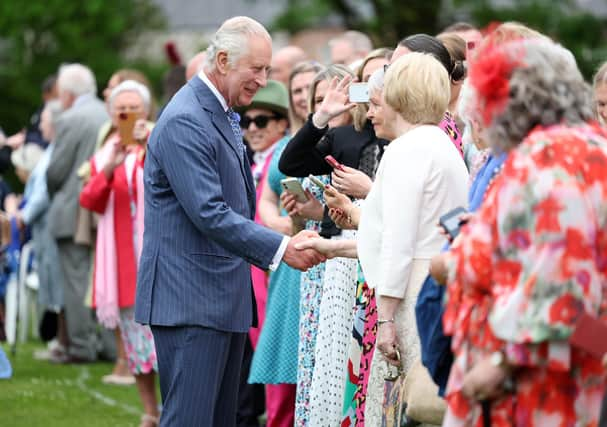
[441,38,607,426]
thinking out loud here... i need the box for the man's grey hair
[109,80,151,113]
[43,99,64,127]
[57,63,97,97]
[482,40,593,152]
[329,31,373,55]
[205,16,271,71]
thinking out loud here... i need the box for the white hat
[11,143,44,172]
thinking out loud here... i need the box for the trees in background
[273,0,607,78]
[0,0,166,134]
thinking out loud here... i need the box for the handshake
[282,230,329,272]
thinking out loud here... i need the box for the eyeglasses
[240,114,279,129]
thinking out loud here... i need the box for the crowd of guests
[2,16,607,427]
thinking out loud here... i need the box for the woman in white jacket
[297,52,469,424]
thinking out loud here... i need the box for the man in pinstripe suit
[134,16,324,427]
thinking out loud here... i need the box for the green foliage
[273,0,444,47]
[273,0,607,79]
[0,0,167,134]
[464,0,607,79]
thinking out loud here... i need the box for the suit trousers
[152,325,247,427]
[57,239,98,360]
[237,337,265,427]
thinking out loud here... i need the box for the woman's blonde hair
[351,48,393,131]
[593,61,607,89]
[308,64,355,123]
[384,52,450,125]
[288,61,325,133]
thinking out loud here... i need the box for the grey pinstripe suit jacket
[135,77,284,333]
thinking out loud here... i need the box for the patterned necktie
[226,108,245,161]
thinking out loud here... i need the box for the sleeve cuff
[268,236,290,271]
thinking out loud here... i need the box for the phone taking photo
[324,155,345,172]
[348,83,369,103]
[307,174,327,191]
[117,112,139,146]
[280,178,308,203]
[439,206,468,240]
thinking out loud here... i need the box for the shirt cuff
[269,236,290,271]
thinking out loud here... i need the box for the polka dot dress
[309,228,359,427]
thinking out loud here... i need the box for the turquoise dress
[248,136,301,384]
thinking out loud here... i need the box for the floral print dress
[443,123,607,427]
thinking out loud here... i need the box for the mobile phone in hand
[348,82,369,103]
[569,313,607,359]
[117,112,139,146]
[280,178,308,203]
[439,207,468,240]
[324,155,345,171]
[307,174,327,191]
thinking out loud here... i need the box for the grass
[0,341,148,427]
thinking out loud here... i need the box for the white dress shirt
[357,125,469,298]
[197,71,289,270]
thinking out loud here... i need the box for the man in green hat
[239,79,290,187]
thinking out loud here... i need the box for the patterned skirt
[341,268,377,427]
[119,307,157,375]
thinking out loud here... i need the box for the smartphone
[438,206,468,240]
[348,82,369,103]
[324,155,345,172]
[307,174,327,191]
[280,178,308,203]
[117,112,138,146]
[569,313,607,359]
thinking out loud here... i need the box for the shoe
[34,340,66,361]
[101,373,136,385]
[48,350,91,364]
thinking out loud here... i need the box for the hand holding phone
[280,178,308,203]
[439,207,468,240]
[324,155,345,172]
[117,112,139,146]
[348,82,369,103]
[307,174,327,191]
[569,313,607,359]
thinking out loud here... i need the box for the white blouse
[357,125,469,298]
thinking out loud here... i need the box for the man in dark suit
[135,16,324,427]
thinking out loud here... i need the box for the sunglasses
[240,114,279,129]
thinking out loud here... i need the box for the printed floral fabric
[295,175,328,427]
[443,123,607,426]
[439,111,464,158]
[119,307,157,375]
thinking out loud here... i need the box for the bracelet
[377,318,395,326]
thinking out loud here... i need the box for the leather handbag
[401,359,447,425]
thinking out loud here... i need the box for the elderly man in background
[186,51,207,81]
[269,45,307,85]
[135,16,324,427]
[328,30,373,69]
[46,63,114,364]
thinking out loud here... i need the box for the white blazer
[357,125,469,298]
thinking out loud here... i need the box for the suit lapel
[190,78,256,203]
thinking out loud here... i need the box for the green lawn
[0,342,148,427]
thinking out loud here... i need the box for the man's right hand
[282,230,326,271]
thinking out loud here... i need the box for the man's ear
[216,51,230,75]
